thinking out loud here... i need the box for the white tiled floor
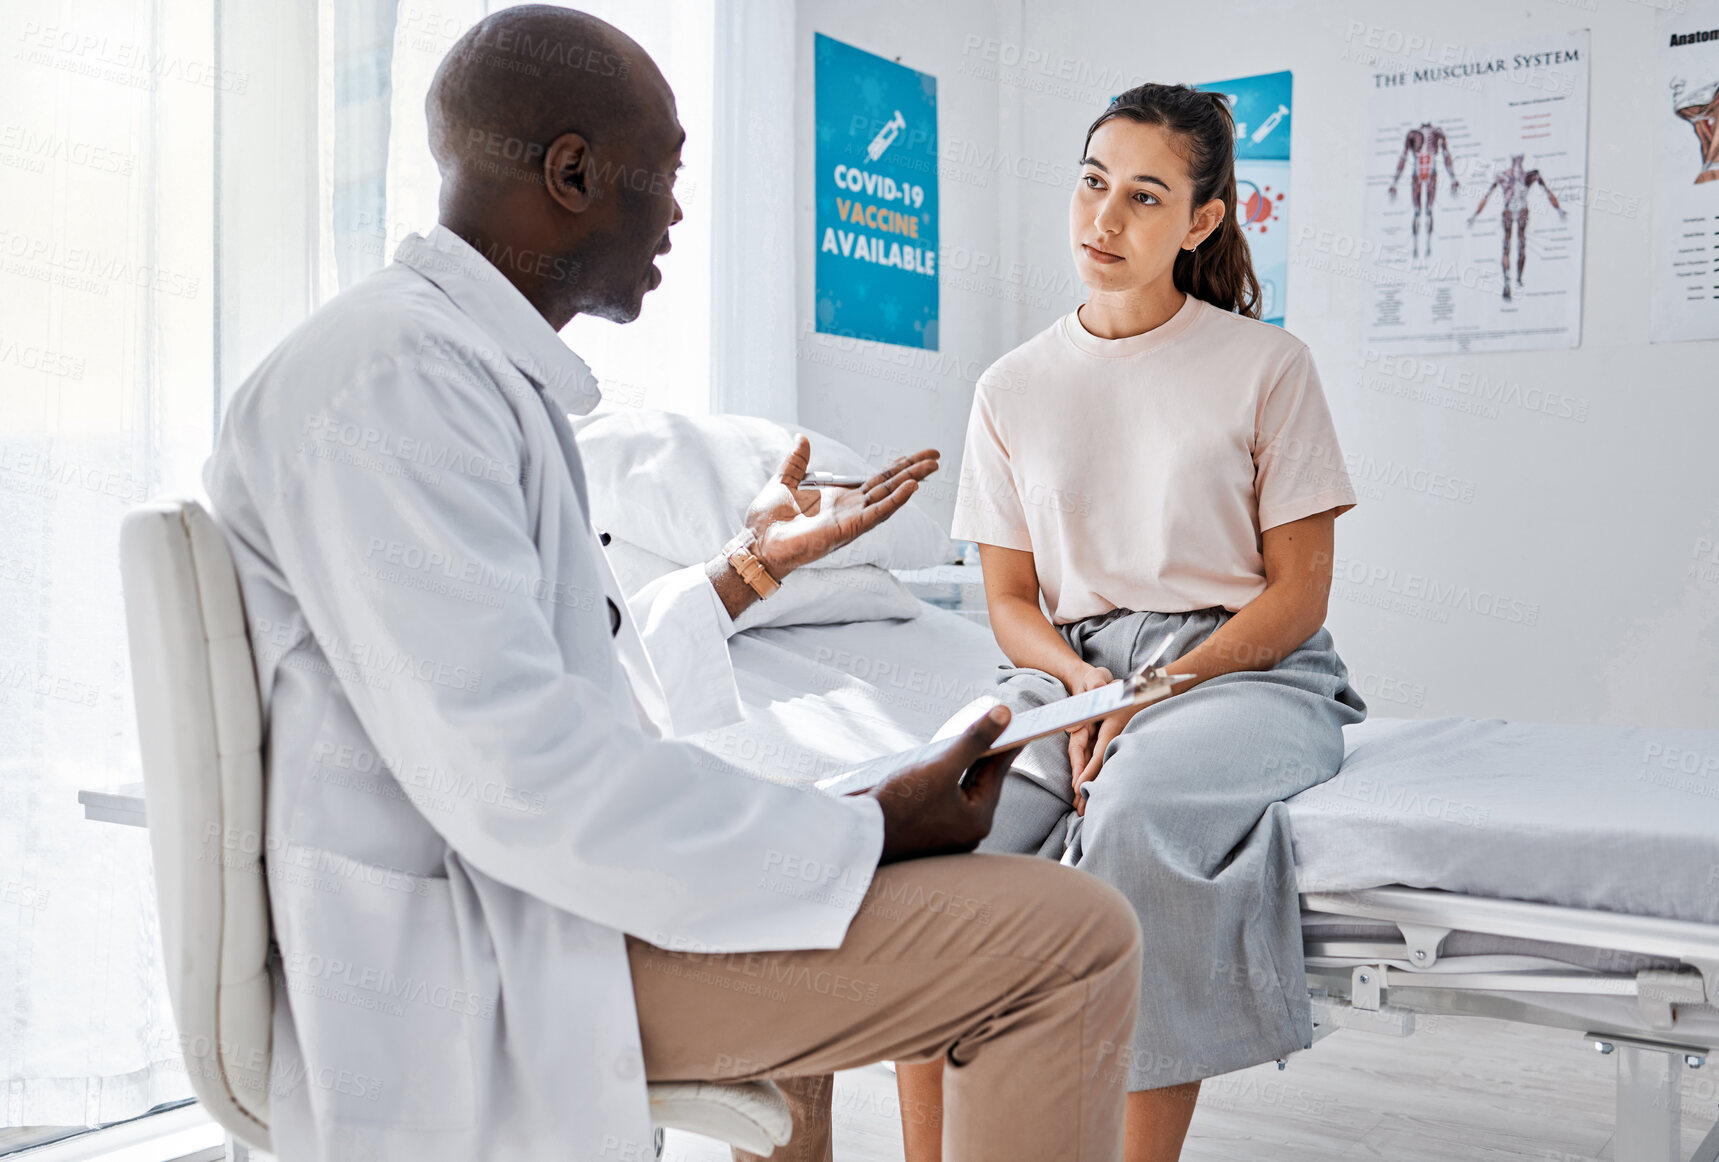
[663,1013,1719,1160]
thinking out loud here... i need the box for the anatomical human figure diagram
[1388,122,1461,259]
[1468,154,1566,302]
[1672,80,1719,185]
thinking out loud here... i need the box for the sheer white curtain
[1,0,216,1128]
[1,0,747,1133]
[0,0,391,1130]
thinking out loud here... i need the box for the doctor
[203,5,1142,1161]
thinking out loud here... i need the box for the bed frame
[1301,886,1719,1162]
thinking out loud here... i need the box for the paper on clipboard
[814,640,1191,797]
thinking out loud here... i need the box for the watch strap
[721,530,781,599]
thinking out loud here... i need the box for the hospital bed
[684,597,1719,1162]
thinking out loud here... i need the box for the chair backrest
[120,499,273,1151]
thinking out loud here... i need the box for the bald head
[428,6,663,189]
[425,6,686,328]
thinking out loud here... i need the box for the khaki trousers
[626,853,1143,1162]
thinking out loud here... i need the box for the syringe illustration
[1251,104,1288,145]
[866,110,905,162]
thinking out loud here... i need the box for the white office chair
[119,498,793,1159]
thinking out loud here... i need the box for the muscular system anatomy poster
[1652,3,1719,342]
[1361,31,1589,354]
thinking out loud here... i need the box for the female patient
[897,84,1367,1161]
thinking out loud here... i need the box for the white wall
[712,0,800,421]
[793,0,1719,729]
[794,1,1057,525]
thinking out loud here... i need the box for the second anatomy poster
[1652,3,1719,343]
[1361,31,1589,354]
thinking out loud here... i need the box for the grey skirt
[977,607,1366,1090]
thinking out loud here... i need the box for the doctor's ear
[544,133,595,212]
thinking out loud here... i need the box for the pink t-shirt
[951,295,1357,623]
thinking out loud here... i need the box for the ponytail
[1084,84,1261,319]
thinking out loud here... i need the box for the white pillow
[573,408,956,571]
[604,538,922,632]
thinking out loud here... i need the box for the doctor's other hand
[868,705,1022,865]
[746,435,938,578]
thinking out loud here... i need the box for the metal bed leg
[1609,1041,1683,1162]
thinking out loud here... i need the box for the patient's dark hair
[1085,83,1261,319]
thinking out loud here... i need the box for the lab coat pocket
[273,848,490,1131]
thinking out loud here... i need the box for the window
[2,0,213,1135]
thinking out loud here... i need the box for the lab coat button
[613,1048,643,1080]
[608,597,622,636]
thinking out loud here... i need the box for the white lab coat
[203,227,885,1162]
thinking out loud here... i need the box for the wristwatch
[721,528,781,599]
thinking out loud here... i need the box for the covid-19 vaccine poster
[1202,69,1292,328]
[815,33,939,350]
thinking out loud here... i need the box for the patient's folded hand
[746,435,939,578]
[1073,699,1149,816]
[1065,665,1113,784]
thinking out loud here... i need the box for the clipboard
[814,637,1192,797]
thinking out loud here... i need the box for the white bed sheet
[693,608,1719,928]
[685,604,1008,787]
[1290,716,1719,925]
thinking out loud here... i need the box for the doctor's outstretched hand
[866,705,1023,865]
[745,435,939,578]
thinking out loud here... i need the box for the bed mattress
[690,606,1719,926]
[1290,716,1719,925]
